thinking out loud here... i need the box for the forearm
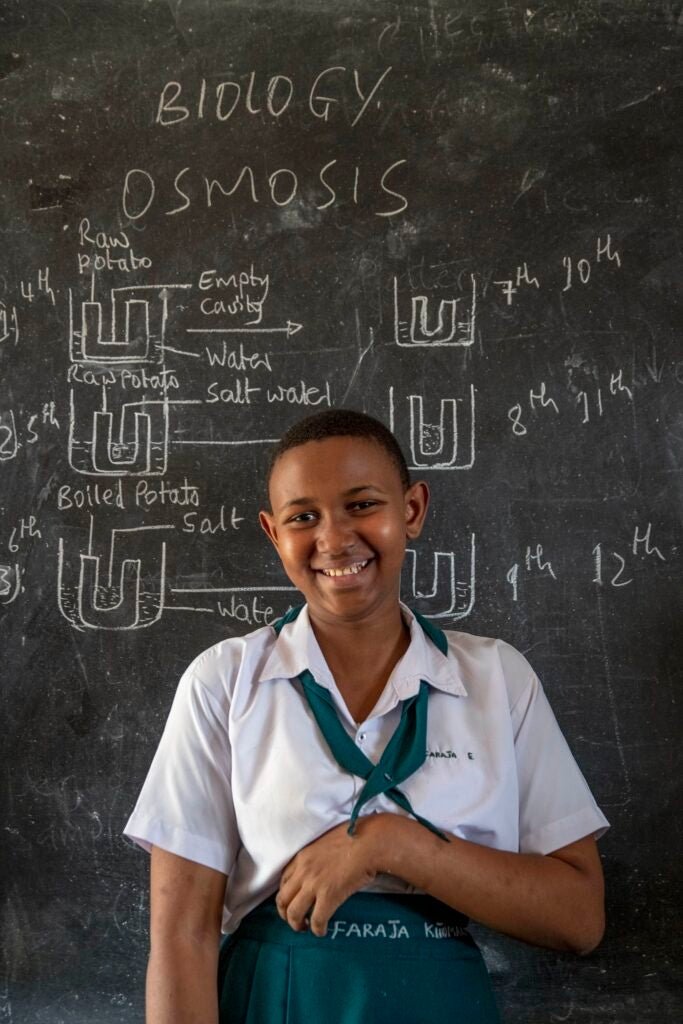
[367,815,604,955]
[146,936,219,1024]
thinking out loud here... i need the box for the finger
[275,882,298,921]
[308,902,331,937]
[276,870,301,920]
[284,887,315,933]
[308,887,341,938]
[275,892,288,922]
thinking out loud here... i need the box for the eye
[287,510,318,524]
[349,500,379,511]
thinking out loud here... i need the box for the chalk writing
[0,563,22,605]
[182,506,244,534]
[493,235,622,305]
[77,219,152,274]
[506,522,671,601]
[8,515,42,553]
[0,412,18,461]
[156,67,393,127]
[0,301,19,346]
[508,366,634,436]
[563,234,621,291]
[217,595,275,626]
[198,265,270,324]
[494,262,539,306]
[122,160,409,220]
[593,522,669,589]
[20,266,55,306]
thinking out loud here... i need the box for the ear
[258,509,281,552]
[404,480,429,540]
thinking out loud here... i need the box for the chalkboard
[1,1,681,1021]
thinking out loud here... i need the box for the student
[124,408,609,1024]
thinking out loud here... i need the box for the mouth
[316,559,372,578]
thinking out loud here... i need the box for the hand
[276,817,384,937]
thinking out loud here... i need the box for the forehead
[268,436,402,495]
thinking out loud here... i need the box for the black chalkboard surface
[1,1,681,1020]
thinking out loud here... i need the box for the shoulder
[441,628,536,712]
[178,624,277,706]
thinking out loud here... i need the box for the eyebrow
[278,484,386,512]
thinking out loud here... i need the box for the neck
[308,604,410,721]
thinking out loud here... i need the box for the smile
[319,560,370,577]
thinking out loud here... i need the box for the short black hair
[265,409,411,500]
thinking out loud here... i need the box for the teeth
[321,560,369,577]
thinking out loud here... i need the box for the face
[259,436,429,627]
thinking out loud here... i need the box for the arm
[146,845,227,1024]
[276,815,605,955]
[378,816,605,955]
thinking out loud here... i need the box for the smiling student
[124,408,609,1024]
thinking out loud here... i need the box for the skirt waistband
[230,891,473,950]
[218,893,502,1023]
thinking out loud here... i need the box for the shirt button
[358,732,366,742]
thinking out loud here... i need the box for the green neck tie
[273,606,449,842]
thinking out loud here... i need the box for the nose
[315,512,356,556]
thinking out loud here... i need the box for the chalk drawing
[389,385,476,469]
[402,534,476,618]
[69,284,190,364]
[57,519,172,630]
[394,274,476,347]
[68,389,169,476]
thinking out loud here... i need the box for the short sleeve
[123,668,239,876]
[511,672,610,855]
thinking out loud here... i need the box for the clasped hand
[276,818,383,937]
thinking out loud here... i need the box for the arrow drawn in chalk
[186,321,303,337]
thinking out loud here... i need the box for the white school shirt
[124,604,609,933]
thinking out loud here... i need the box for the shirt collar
[257,603,467,699]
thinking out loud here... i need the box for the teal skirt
[218,892,501,1023]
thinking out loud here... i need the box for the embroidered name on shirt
[426,749,476,760]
